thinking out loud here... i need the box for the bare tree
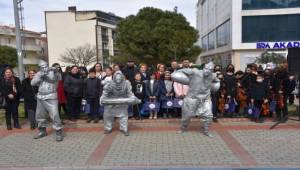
[60,44,97,67]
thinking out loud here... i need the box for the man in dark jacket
[122,60,138,84]
[64,66,84,121]
[83,68,102,123]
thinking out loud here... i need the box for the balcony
[0,43,42,52]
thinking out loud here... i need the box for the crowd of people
[0,59,299,130]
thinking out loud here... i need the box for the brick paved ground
[0,118,299,169]
[230,130,300,166]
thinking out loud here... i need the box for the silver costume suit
[100,71,140,136]
[171,62,220,137]
[31,60,63,141]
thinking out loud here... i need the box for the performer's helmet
[38,60,48,68]
[204,62,214,71]
[203,62,214,77]
[113,70,124,84]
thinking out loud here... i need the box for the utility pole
[13,0,24,80]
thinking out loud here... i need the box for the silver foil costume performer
[31,60,63,142]
[171,62,220,137]
[100,71,141,136]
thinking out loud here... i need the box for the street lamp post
[13,0,24,80]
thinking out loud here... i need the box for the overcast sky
[0,0,197,32]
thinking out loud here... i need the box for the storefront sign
[257,41,300,49]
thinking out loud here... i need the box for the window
[242,14,300,42]
[202,35,208,51]
[217,20,230,47]
[101,27,108,42]
[112,30,117,40]
[102,42,108,49]
[242,0,300,10]
[208,31,215,50]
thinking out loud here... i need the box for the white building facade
[196,0,300,70]
[45,6,121,67]
[0,25,47,69]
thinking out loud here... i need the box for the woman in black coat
[224,64,237,117]
[0,68,21,130]
[64,66,84,121]
[159,71,174,118]
[250,74,269,122]
[145,73,160,119]
[21,69,38,129]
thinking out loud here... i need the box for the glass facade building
[242,0,300,10]
[217,20,230,47]
[208,31,216,50]
[242,14,300,42]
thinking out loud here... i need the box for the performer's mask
[203,62,214,77]
[115,74,123,84]
[38,60,49,73]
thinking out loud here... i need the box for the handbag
[252,106,261,118]
[225,99,236,113]
[98,105,104,114]
[143,101,160,112]
[81,103,90,114]
[173,98,183,108]
[81,100,89,114]
[140,103,149,117]
[161,97,174,109]
[247,104,254,116]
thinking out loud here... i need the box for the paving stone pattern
[230,130,300,166]
[101,131,241,167]
[0,132,103,167]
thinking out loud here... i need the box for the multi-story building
[45,6,121,67]
[0,25,47,69]
[196,0,300,70]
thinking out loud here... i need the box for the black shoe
[30,123,36,130]
[213,117,218,123]
[94,118,99,123]
[34,127,47,139]
[56,129,64,142]
[258,119,264,123]
[104,130,112,134]
[86,118,93,123]
[14,124,21,129]
[7,125,12,130]
[120,130,129,136]
[282,118,288,123]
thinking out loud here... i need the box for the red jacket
[57,80,66,104]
